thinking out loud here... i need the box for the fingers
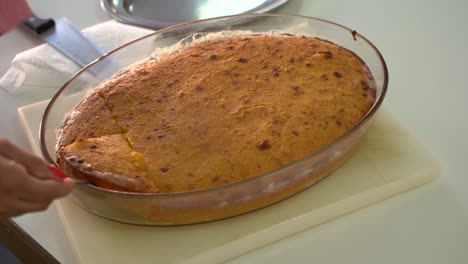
[20,176,74,203]
[0,138,52,179]
[0,156,29,192]
[0,156,75,203]
[16,200,51,213]
[0,148,75,218]
[0,199,52,219]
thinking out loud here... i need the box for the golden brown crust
[57,92,121,147]
[58,134,157,192]
[57,34,376,194]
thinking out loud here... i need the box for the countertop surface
[1,0,467,263]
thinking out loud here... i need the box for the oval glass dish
[40,14,388,225]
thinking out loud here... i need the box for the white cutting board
[18,100,440,264]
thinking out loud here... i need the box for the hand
[0,138,75,219]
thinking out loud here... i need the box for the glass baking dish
[40,14,388,225]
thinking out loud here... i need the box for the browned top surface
[57,34,376,193]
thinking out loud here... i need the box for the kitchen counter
[0,0,467,263]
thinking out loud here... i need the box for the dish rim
[40,13,389,198]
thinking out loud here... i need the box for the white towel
[0,20,153,94]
